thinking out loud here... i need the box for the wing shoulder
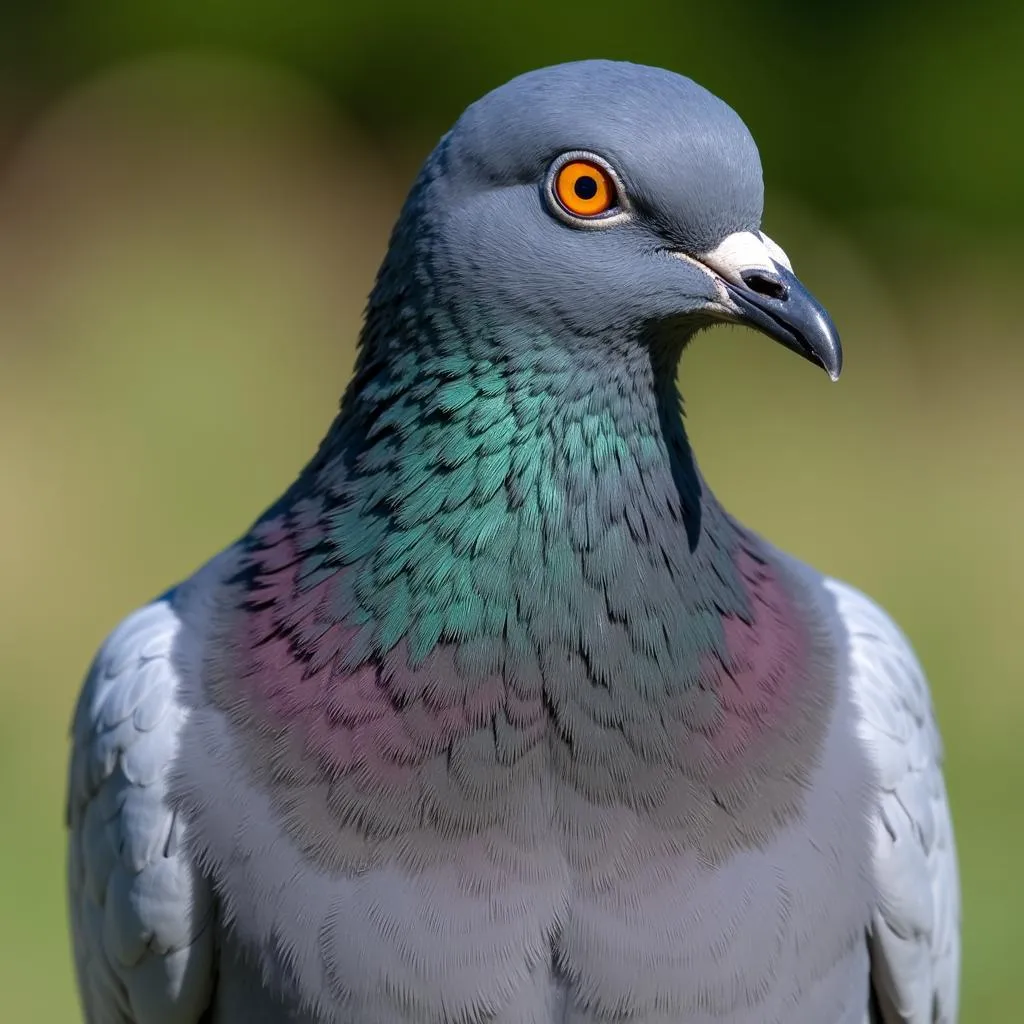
[67,594,215,1024]
[826,577,960,1024]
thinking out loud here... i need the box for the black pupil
[574,175,599,200]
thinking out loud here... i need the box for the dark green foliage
[5,2,1024,230]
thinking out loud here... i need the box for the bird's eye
[552,159,617,218]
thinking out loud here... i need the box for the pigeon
[66,59,960,1024]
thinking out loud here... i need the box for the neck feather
[261,293,750,684]
[203,241,830,856]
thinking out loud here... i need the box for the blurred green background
[1,2,1021,1019]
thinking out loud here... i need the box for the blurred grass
[0,54,1021,1020]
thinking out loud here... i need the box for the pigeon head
[394,59,840,378]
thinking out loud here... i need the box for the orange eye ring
[553,159,617,218]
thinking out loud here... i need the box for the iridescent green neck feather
[262,174,751,692]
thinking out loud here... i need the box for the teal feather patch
[226,176,762,764]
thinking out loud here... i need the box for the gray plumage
[66,60,960,1023]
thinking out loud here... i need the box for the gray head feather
[404,59,767,344]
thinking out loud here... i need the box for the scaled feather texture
[67,59,959,1023]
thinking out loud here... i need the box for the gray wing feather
[829,579,961,1024]
[67,597,215,1023]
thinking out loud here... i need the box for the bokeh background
[2,2,1021,1018]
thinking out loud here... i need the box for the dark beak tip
[807,309,842,381]
[814,310,843,382]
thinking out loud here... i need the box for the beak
[682,230,843,380]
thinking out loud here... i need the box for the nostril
[741,269,789,301]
